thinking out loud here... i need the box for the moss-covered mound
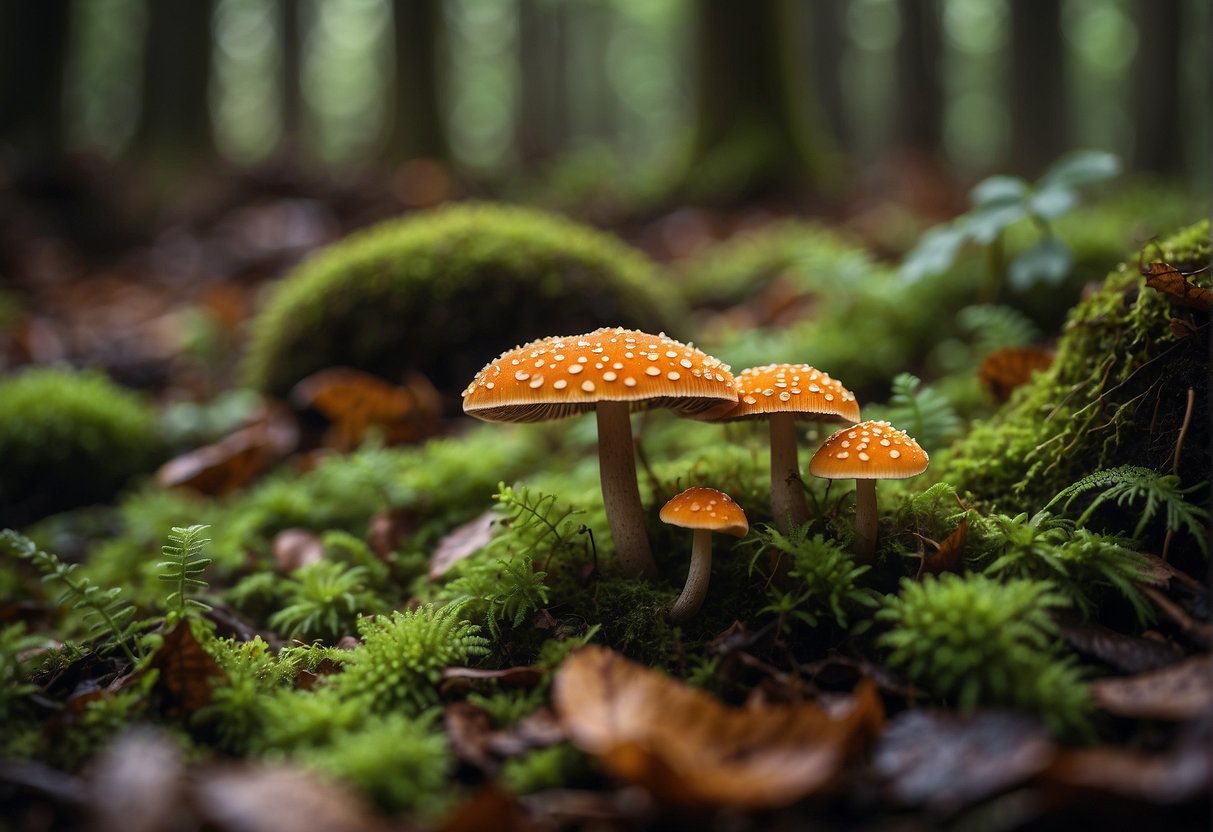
[0,368,160,526]
[943,220,1210,520]
[240,203,686,399]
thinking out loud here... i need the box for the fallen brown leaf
[150,621,227,714]
[272,528,324,573]
[1090,654,1212,720]
[1060,622,1184,675]
[1044,730,1211,805]
[438,785,529,832]
[1140,260,1212,312]
[156,403,298,496]
[552,645,883,808]
[873,709,1054,814]
[915,519,967,579]
[978,347,1054,403]
[192,764,389,832]
[430,511,496,579]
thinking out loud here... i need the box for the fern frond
[957,304,1040,355]
[881,373,961,450]
[1,529,141,664]
[158,524,213,623]
[1045,466,1209,554]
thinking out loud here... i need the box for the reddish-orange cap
[714,363,860,424]
[808,420,928,480]
[659,487,749,537]
[462,327,737,423]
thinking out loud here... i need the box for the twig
[1171,387,1195,475]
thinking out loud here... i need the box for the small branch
[1171,387,1195,475]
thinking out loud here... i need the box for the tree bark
[130,0,218,171]
[0,0,72,162]
[276,0,305,161]
[681,0,835,203]
[894,0,944,156]
[1130,0,1183,176]
[385,0,447,162]
[1008,0,1066,177]
[516,0,569,164]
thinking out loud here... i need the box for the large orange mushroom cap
[809,420,929,480]
[717,363,860,424]
[461,327,737,422]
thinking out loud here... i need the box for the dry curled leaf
[429,510,496,579]
[1090,654,1212,720]
[292,367,441,451]
[156,404,298,496]
[1044,729,1211,805]
[915,519,968,579]
[552,645,883,808]
[150,621,227,715]
[873,710,1054,814]
[978,347,1054,402]
[1060,622,1184,675]
[1140,259,1212,312]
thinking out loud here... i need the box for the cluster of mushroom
[462,327,928,621]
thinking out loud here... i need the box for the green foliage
[901,150,1121,289]
[240,202,684,396]
[869,373,961,451]
[1,530,142,664]
[158,525,213,624]
[0,623,42,723]
[751,525,879,631]
[878,574,1091,735]
[269,561,384,642]
[299,712,453,816]
[974,511,1152,624]
[500,743,589,795]
[0,368,161,525]
[943,220,1211,511]
[956,304,1041,355]
[1045,466,1209,555]
[328,603,489,715]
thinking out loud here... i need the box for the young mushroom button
[713,364,860,533]
[660,487,749,623]
[808,420,928,563]
[462,327,737,579]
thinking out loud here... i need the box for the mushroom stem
[596,400,659,579]
[854,478,878,563]
[768,412,809,533]
[668,528,713,622]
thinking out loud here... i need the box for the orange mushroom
[660,487,749,622]
[809,420,928,563]
[463,327,736,578]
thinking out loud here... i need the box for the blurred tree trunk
[1009,0,1065,177]
[0,0,72,163]
[276,0,305,161]
[130,0,218,173]
[681,0,835,204]
[1130,0,1183,176]
[567,2,614,146]
[516,0,569,164]
[384,0,448,162]
[807,0,848,148]
[894,0,943,156]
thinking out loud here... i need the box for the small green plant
[448,555,551,640]
[1044,466,1209,555]
[878,573,1091,735]
[975,511,1151,624]
[750,525,880,631]
[0,623,42,723]
[268,561,383,642]
[901,150,1121,290]
[956,304,1041,355]
[328,603,489,715]
[875,373,962,450]
[158,525,213,624]
[1,530,142,664]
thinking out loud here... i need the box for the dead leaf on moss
[1044,729,1211,804]
[193,764,389,832]
[156,403,298,496]
[915,519,967,578]
[1060,622,1183,675]
[441,665,544,689]
[292,367,441,451]
[552,645,883,808]
[1140,259,1212,312]
[978,347,1054,402]
[873,709,1053,814]
[150,621,227,714]
[1090,654,1212,720]
[429,510,496,579]
[272,528,324,573]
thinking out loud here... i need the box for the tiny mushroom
[660,487,749,622]
[808,420,928,563]
[713,364,859,533]
[462,327,736,579]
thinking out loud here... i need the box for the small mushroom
[463,328,737,579]
[660,487,749,622]
[808,420,928,563]
[713,364,859,533]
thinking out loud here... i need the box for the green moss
[0,368,161,525]
[878,573,1092,736]
[240,202,686,397]
[942,220,1210,514]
